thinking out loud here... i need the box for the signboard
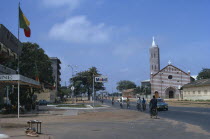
[0,74,40,86]
[95,76,108,82]
[71,86,75,91]
[0,75,20,81]
[0,24,22,55]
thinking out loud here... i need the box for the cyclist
[136,97,142,111]
[149,95,158,118]
[142,98,146,111]
[120,97,123,108]
[112,97,114,105]
[126,97,130,109]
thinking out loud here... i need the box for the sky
[0,0,210,93]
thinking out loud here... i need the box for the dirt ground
[1,107,210,139]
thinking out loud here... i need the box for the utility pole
[93,74,95,107]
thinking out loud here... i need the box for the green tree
[19,42,54,84]
[70,67,105,100]
[7,42,54,111]
[197,68,210,80]
[116,80,136,91]
[133,86,141,95]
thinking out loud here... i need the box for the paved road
[102,99,210,132]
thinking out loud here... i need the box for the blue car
[157,98,168,111]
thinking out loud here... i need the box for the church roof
[182,79,210,88]
[152,64,189,77]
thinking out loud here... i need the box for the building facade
[0,24,21,105]
[182,79,210,100]
[50,57,61,93]
[150,38,191,99]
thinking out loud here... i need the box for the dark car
[38,100,48,105]
[157,98,168,111]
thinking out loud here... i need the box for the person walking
[149,95,158,118]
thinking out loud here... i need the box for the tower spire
[152,36,157,47]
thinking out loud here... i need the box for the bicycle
[112,101,114,105]
[142,104,146,111]
[137,103,142,111]
[120,103,123,109]
[150,108,158,119]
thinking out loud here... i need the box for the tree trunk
[88,88,91,100]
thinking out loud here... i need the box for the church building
[150,37,191,99]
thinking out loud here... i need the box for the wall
[183,86,210,100]
[35,89,56,103]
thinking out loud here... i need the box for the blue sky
[0,0,210,93]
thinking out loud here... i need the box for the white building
[182,79,210,100]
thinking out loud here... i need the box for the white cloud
[42,0,82,10]
[49,16,112,44]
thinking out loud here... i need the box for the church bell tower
[150,37,160,75]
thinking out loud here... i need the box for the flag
[19,6,31,37]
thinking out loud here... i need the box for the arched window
[152,65,153,70]
[155,65,156,70]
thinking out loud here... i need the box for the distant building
[50,57,61,93]
[182,79,210,100]
[141,79,150,88]
[122,89,135,97]
[149,37,191,99]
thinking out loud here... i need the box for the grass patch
[56,104,86,108]
[92,105,103,107]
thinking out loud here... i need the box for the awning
[0,74,40,88]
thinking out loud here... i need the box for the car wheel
[165,108,168,111]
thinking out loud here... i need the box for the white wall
[183,86,210,100]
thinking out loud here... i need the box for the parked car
[157,98,168,111]
[38,100,48,105]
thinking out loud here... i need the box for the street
[103,99,210,132]
[1,101,210,139]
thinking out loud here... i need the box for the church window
[204,90,207,95]
[168,75,173,79]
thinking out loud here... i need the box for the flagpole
[17,2,20,119]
